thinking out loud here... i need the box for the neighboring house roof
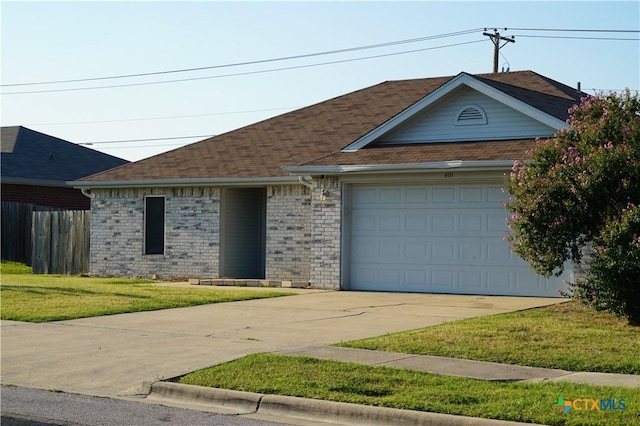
[78,70,585,185]
[1,126,129,186]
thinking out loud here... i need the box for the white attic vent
[455,105,487,126]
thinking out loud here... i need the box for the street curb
[147,382,542,425]
[147,382,261,415]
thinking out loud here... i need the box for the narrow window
[145,196,165,255]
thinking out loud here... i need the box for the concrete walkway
[278,345,640,388]
[2,288,638,425]
[1,289,566,397]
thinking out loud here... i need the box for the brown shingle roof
[81,70,583,182]
[300,139,539,166]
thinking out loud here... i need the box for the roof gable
[377,86,557,145]
[341,72,570,152]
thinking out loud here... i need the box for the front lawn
[0,262,292,322]
[338,301,640,374]
[179,353,639,426]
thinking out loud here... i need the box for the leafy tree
[505,90,640,324]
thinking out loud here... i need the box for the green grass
[0,261,33,274]
[337,301,640,375]
[0,265,292,322]
[179,354,640,426]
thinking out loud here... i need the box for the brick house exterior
[75,71,586,296]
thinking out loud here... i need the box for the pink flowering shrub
[505,90,640,324]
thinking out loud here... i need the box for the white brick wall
[90,187,220,278]
[90,185,319,282]
[266,185,312,282]
[309,177,342,289]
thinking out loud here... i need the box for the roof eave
[2,176,69,187]
[283,160,515,176]
[71,176,300,189]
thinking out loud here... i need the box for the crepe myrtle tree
[505,90,640,324]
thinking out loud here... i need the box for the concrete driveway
[1,288,562,397]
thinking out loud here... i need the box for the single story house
[75,70,585,297]
[1,126,128,209]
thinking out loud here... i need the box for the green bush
[567,205,640,324]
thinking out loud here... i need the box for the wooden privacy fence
[31,210,90,275]
[1,202,38,264]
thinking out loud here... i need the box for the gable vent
[455,105,487,126]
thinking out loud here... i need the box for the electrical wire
[94,142,187,150]
[78,135,213,145]
[503,27,640,33]
[1,39,486,95]
[1,29,483,87]
[26,106,300,126]
[513,35,639,41]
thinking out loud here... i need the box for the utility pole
[483,28,515,73]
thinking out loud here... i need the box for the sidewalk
[144,345,640,426]
[277,345,640,388]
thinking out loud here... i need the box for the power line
[95,142,187,150]
[1,39,486,95]
[1,29,483,87]
[26,106,300,126]
[513,35,639,41]
[78,135,213,145]
[504,27,640,33]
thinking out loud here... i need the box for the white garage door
[349,184,570,297]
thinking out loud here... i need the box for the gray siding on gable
[380,88,556,144]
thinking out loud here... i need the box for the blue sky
[2,1,639,161]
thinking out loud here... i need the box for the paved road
[1,385,284,426]
[1,289,562,398]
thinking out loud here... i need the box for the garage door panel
[405,242,428,258]
[352,239,377,258]
[432,214,455,231]
[406,187,428,203]
[380,215,402,231]
[406,215,429,231]
[380,188,402,203]
[353,188,377,204]
[459,240,483,262]
[379,241,403,259]
[405,270,428,286]
[487,213,509,232]
[431,270,455,287]
[433,187,455,203]
[459,186,484,202]
[379,269,402,285]
[353,214,376,231]
[487,271,511,289]
[431,239,456,261]
[349,184,570,297]
[459,214,483,232]
[459,271,483,288]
